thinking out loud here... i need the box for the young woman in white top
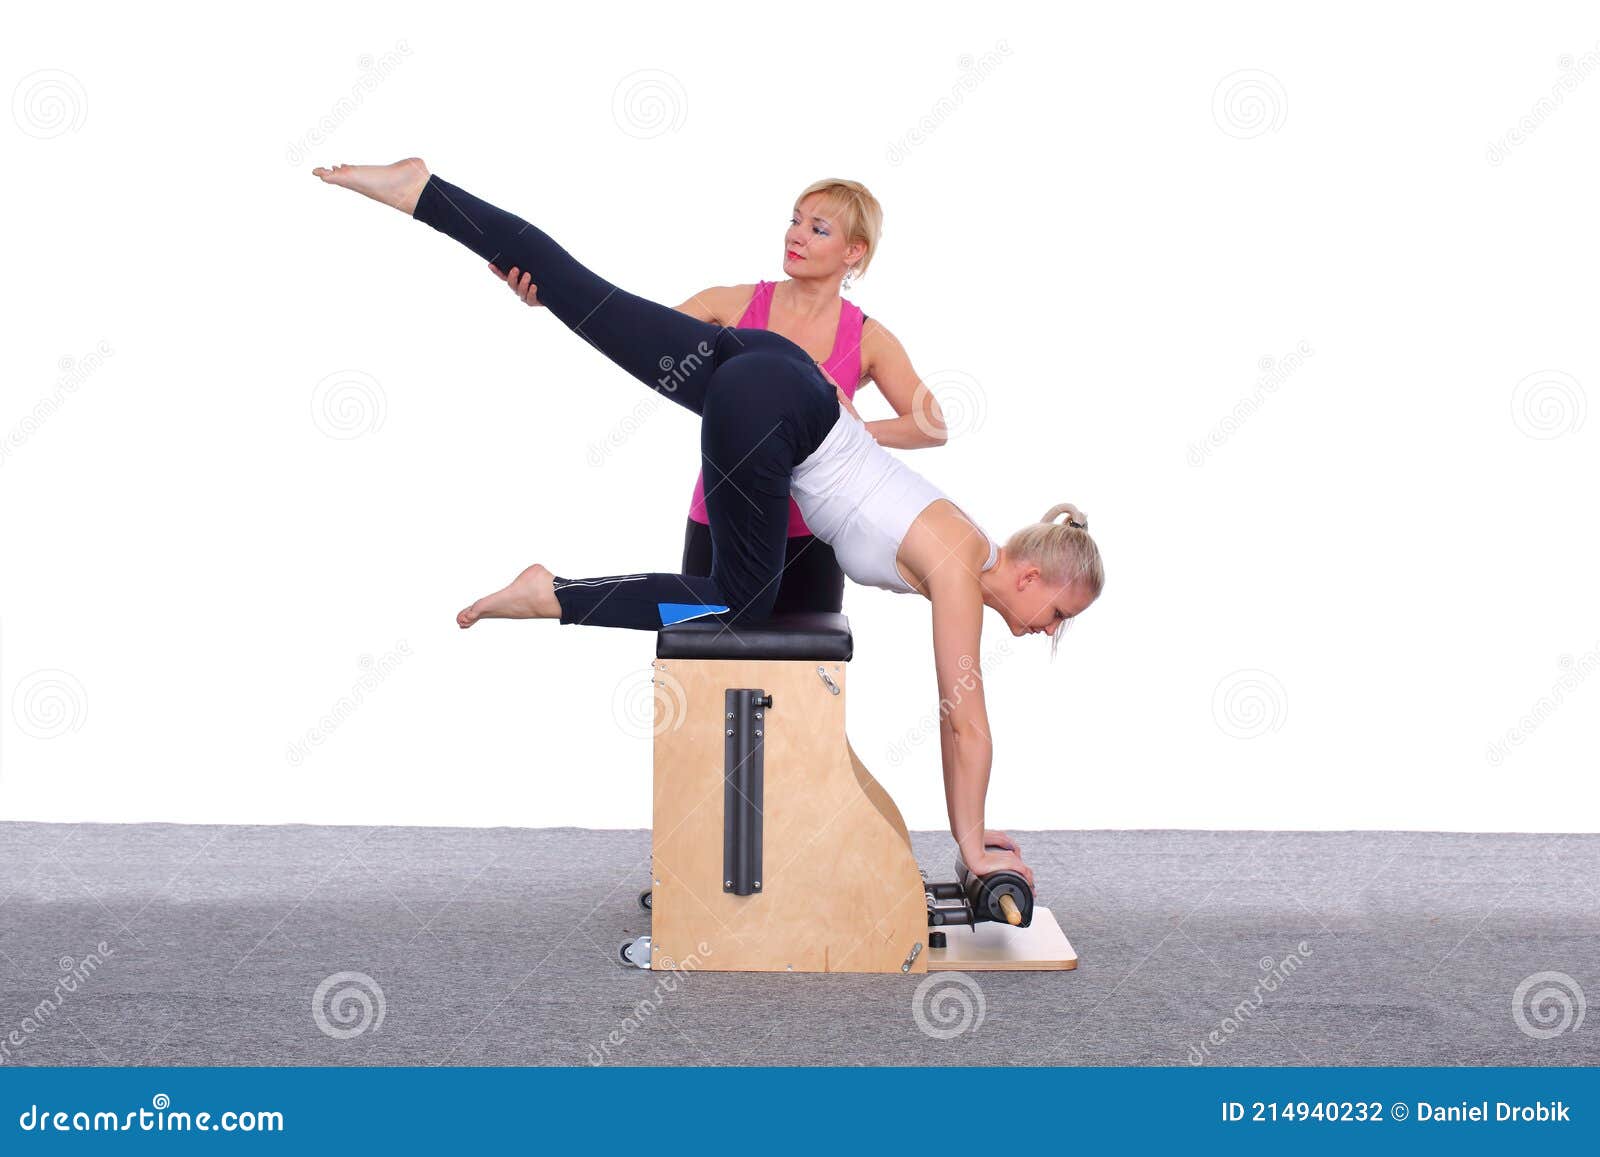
[314,159,1105,884]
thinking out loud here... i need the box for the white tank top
[790,409,1000,594]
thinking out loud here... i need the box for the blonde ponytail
[1003,502,1104,597]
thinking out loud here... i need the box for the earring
[841,266,857,290]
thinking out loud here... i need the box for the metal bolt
[755,729,762,736]
[725,880,732,887]
[727,712,734,719]
[755,711,762,719]
[753,881,761,888]
[726,729,733,735]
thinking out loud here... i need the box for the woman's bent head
[994,503,1104,654]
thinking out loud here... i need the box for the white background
[3,2,1597,832]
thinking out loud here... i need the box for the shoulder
[907,500,994,591]
[680,283,762,324]
[860,316,907,369]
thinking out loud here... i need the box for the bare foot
[457,563,562,628]
[312,157,431,215]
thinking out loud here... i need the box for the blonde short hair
[795,178,884,279]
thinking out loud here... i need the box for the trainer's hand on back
[488,262,543,307]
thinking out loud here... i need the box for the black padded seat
[655,612,853,662]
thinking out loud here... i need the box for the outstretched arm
[928,572,1033,886]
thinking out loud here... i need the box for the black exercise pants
[410,174,839,631]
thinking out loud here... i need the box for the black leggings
[680,518,845,615]
[411,174,839,632]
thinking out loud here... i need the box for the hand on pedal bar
[960,842,1034,890]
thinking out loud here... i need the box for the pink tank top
[687,281,866,535]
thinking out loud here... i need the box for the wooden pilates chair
[619,612,1078,974]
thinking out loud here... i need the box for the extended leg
[314,159,783,414]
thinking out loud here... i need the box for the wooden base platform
[927,906,1079,971]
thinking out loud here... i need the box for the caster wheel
[619,935,652,970]
[639,889,653,910]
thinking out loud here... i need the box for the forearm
[941,725,994,857]
[864,413,945,450]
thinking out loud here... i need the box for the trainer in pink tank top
[687,281,865,536]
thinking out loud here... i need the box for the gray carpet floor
[1,823,1595,1066]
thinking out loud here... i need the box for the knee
[725,583,780,626]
